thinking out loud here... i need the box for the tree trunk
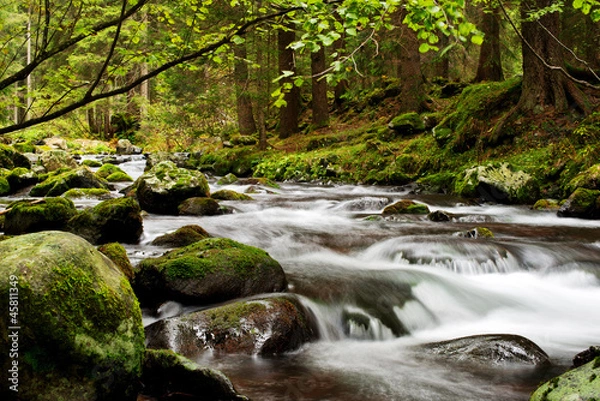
[277,24,300,139]
[519,0,569,112]
[234,43,257,135]
[474,7,504,82]
[397,10,424,113]
[311,46,329,128]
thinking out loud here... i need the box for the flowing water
[16,155,600,400]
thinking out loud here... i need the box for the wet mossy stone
[134,237,287,306]
[567,163,600,192]
[0,231,145,401]
[0,175,10,195]
[63,187,113,199]
[530,357,600,401]
[178,196,222,216]
[211,189,254,201]
[81,159,103,168]
[217,173,239,185]
[532,199,561,211]
[98,242,135,281]
[387,112,426,136]
[134,161,210,215]
[67,197,143,245]
[454,226,495,239]
[383,199,430,215]
[454,163,537,204]
[428,210,453,222]
[6,167,38,192]
[145,295,317,356]
[30,166,110,197]
[95,163,132,182]
[0,143,31,170]
[422,334,550,366]
[3,197,78,235]
[39,149,77,172]
[140,349,248,400]
[557,188,600,219]
[151,225,211,247]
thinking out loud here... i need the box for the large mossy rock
[30,166,110,197]
[67,197,144,244]
[134,161,210,215]
[421,334,550,366]
[530,357,600,401]
[387,112,426,136]
[3,198,78,235]
[98,242,135,281]
[557,187,600,219]
[39,149,77,172]
[146,295,317,356]
[382,199,430,215]
[567,163,600,192]
[134,237,287,306]
[0,231,145,401]
[151,225,211,247]
[95,163,133,182]
[6,167,38,192]
[141,349,248,400]
[454,163,537,204]
[211,189,254,201]
[178,196,222,216]
[0,143,31,170]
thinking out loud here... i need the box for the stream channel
[27,155,600,400]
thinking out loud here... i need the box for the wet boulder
[116,139,142,155]
[454,163,537,204]
[134,161,210,215]
[0,231,145,401]
[67,197,144,245]
[95,163,133,182]
[383,199,430,215]
[530,357,600,401]
[62,187,114,200]
[134,237,287,306]
[428,210,453,222]
[5,167,38,192]
[30,166,110,197]
[567,163,600,192]
[3,197,78,235]
[146,295,317,356]
[421,334,550,366]
[39,149,77,172]
[557,187,600,219]
[211,189,253,201]
[0,143,31,170]
[98,242,135,281]
[532,198,561,211]
[145,152,191,170]
[178,196,222,216]
[454,226,495,239]
[217,173,239,185]
[151,224,211,247]
[141,349,248,400]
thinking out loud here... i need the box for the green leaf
[471,34,484,45]
[573,0,584,9]
[419,43,431,53]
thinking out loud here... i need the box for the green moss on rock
[39,149,77,172]
[558,187,600,219]
[388,112,426,136]
[178,197,222,216]
[211,189,253,201]
[134,237,287,306]
[30,166,110,197]
[82,159,103,167]
[98,242,135,281]
[530,358,600,401]
[96,163,132,181]
[0,143,31,170]
[3,197,78,235]
[63,188,113,199]
[383,199,430,215]
[0,231,145,401]
[151,225,211,247]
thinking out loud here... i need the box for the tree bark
[277,24,300,139]
[397,10,424,113]
[311,46,329,128]
[474,7,504,82]
[234,43,257,135]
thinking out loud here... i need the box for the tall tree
[474,6,504,82]
[234,42,257,135]
[311,46,329,127]
[396,10,425,113]
[277,23,300,139]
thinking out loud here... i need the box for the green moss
[12,141,36,153]
[82,159,103,167]
[200,302,267,332]
[532,199,561,210]
[3,197,78,235]
[63,188,112,199]
[211,189,253,201]
[531,358,600,401]
[31,167,109,197]
[388,112,425,134]
[151,225,210,247]
[0,176,10,195]
[96,163,127,180]
[382,200,430,215]
[106,171,133,182]
[98,242,135,281]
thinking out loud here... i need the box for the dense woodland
[0,0,599,158]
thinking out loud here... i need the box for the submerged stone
[134,237,287,306]
[146,295,317,356]
[0,231,145,401]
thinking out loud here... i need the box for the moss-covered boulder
[217,173,239,185]
[98,242,135,281]
[134,161,210,215]
[134,238,287,306]
[62,187,113,200]
[3,198,78,235]
[30,166,110,197]
[530,357,600,401]
[532,199,561,211]
[454,226,495,239]
[382,199,430,215]
[0,143,31,170]
[140,349,248,400]
[211,189,254,201]
[567,163,600,192]
[178,196,222,216]
[0,231,145,401]
[422,334,550,366]
[428,210,453,222]
[146,295,317,356]
[151,225,211,247]
[67,197,144,245]
[454,163,537,204]
[387,112,426,137]
[558,188,600,219]
[0,174,10,195]
[81,159,103,168]
[39,149,77,172]
[6,167,38,192]
[95,163,133,182]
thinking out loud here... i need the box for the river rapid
[39,156,600,400]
